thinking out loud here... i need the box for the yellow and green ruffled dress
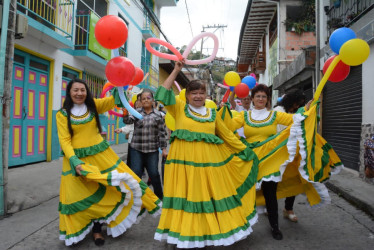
[224,104,343,208]
[56,96,162,246]
[154,86,259,248]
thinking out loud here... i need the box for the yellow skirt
[59,147,161,246]
[254,105,343,207]
[155,138,258,248]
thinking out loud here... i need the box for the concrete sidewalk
[1,143,373,249]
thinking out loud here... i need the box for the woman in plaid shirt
[123,89,168,200]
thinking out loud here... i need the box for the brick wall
[285,31,316,60]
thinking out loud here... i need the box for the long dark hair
[280,89,305,113]
[62,79,102,137]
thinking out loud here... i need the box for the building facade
[237,0,374,181]
[3,0,178,167]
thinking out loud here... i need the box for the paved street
[5,192,374,250]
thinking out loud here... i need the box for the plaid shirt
[123,108,168,153]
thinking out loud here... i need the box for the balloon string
[174,81,181,93]
[312,55,341,106]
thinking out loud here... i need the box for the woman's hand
[75,165,83,176]
[174,60,184,72]
[305,99,313,111]
[114,128,122,134]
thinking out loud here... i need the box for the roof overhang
[237,0,278,76]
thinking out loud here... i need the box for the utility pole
[0,0,17,216]
[200,24,227,59]
[199,24,227,98]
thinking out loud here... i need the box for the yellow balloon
[131,95,137,104]
[179,89,186,102]
[224,71,241,86]
[205,99,217,109]
[340,38,370,66]
[165,112,175,131]
[230,110,239,118]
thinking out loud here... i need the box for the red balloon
[323,55,350,82]
[95,15,128,49]
[129,67,144,86]
[235,83,250,98]
[129,101,134,108]
[105,57,135,86]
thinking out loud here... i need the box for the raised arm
[162,61,184,90]
[229,91,237,109]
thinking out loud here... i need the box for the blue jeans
[129,146,163,200]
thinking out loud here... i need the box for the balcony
[326,0,374,36]
[16,0,74,48]
[140,60,159,92]
[157,0,178,7]
[142,11,160,39]
[255,52,266,72]
[61,14,108,66]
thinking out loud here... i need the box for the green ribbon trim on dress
[60,193,127,239]
[155,86,176,106]
[101,158,122,174]
[313,143,334,182]
[162,159,258,213]
[169,129,224,144]
[184,105,216,123]
[244,110,277,127]
[155,209,257,242]
[59,109,95,125]
[259,139,288,163]
[139,180,148,196]
[236,147,259,163]
[166,154,234,168]
[73,140,110,158]
[149,199,162,214]
[59,184,106,215]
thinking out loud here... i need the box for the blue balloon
[277,97,283,103]
[229,86,235,91]
[329,27,356,54]
[123,85,129,90]
[117,87,143,119]
[242,76,256,89]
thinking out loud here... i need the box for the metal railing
[16,0,74,39]
[327,0,374,34]
[141,59,159,88]
[143,12,160,37]
[118,47,127,57]
[75,14,90,50]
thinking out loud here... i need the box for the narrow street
[7,192,374,250]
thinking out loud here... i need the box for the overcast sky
[160,0,248,60]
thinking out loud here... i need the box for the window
[77,0,107,17]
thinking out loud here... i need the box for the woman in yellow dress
[154,62,259,248]
[56,79,161,246]
[227,84,342,240]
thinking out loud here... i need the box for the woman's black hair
[185,80,206,95]
[62,78,102,137]
[280,89,306,113]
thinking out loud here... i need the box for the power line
[184,0,194,38]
